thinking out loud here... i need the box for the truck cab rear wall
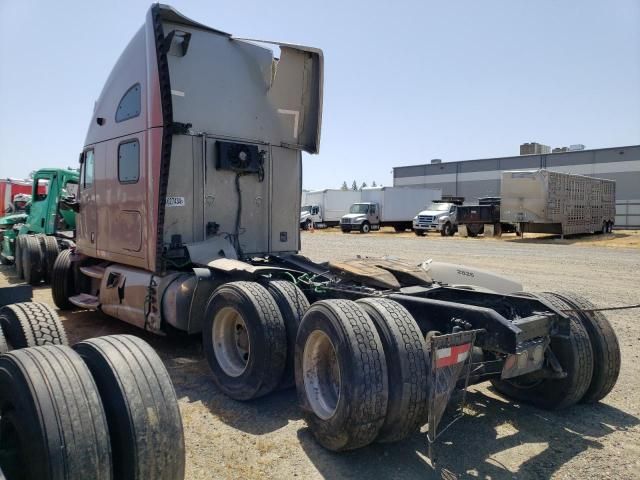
[77,5,323,273]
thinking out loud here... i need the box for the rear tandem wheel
[295,299,388,451]
[491,292,594,409]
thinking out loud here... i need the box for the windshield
[349,204,370,214]
[301,205,311,213]
[427,202,450,212]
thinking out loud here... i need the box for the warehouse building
[393,144,640,228]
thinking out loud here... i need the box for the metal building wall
[393,145,640,227]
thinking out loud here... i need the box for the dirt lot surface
[1,229,639,479]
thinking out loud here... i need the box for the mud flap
[426,329,480,461]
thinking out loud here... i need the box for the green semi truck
[0,168,79,284]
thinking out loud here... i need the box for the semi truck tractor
[1,168,78,285]
[501,169,616,237]
[340,186,441,233]
[412,196,465,236]
[300,189,361,229]
[51,4,620,453]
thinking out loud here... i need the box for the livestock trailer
[501,169,616,236]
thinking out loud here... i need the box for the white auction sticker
[166,196,185,207]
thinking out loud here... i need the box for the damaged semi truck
[52,4,621,452]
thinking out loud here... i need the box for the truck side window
[118,140,140,183]
[370,205,376,214]
[450,206,457,214]
[84,150,95,188]
[35,178,49,201]
[312,206,319,215]
[115,83,141,122]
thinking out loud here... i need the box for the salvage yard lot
[1,230,639,479]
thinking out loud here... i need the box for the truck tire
[51,249,75,310]
[41,236,60,283]
[414,230,425,237]
[295,299,388,451]
[0,302,67,350]
[544,292,620,403]
[265,280,310,389]
[356,298,428,443]
[14,234,25,279]
[203,281,287,400]
[22,235,44,285]
[441,222,454,236]
[393,225,405,233]
[491,292,593,409]
[75,335,185,480]
[360,222,371,234]
[0,345,112,480]
[0,323,7,354]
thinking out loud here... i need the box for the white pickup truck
[412,198,464,236]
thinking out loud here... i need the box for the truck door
[28,173,52,234]
[101,134,146,262]
[450,205,458,224]
[369,203,380,227]
[77,149,98,257]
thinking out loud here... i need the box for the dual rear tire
[0,335,185,480]
[492,291,620,409]
[13,234,61,285]
[295,298,429,451]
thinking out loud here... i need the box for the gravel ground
[1,230,639,479]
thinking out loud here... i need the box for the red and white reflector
[435,343,471,368]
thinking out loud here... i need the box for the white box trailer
[341,186,441,233]
[300,189,362,228]
[500,169,616,237]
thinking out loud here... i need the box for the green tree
[360,182,367,190]
[372,180,377,187]
[340,181,348,191]
[351,180,358,191]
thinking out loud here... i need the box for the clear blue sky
[1,0,638,190]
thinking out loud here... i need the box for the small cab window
[118,140,140,183]
[34,178,49,201]
[83,150,95,188]
[115,83,141,123]
[370,205,377,214]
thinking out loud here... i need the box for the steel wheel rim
[362,224,370,233]
[303,330,341,420]
[212,306,250,377]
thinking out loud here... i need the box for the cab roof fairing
[159,3,323,152]
[232,37,324,154]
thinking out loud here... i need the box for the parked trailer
[501,169,616,237]
[341,186,442,233]
[300,189,361,229]
[456,197,517,237]
[0,179,32,215]
[50,4,620,455]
